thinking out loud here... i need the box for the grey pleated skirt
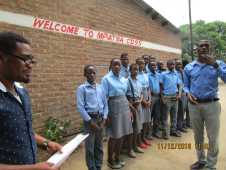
[132,103,143,134]
[107,95,133,139]
[141,87,151,123]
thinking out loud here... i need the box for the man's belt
[196,98,219,103]
[88,112,102,119]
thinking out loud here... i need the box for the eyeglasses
[11,54,37,65]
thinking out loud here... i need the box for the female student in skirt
[101,58,133,169]
[127,63,146,156]
[136,58,152,147]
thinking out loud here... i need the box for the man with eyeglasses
[0,31,62,170]
[184,40,226,170]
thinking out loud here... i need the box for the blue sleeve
[101,77,109,97]
[183,67,190,94]
[76,86,91,121]
[217,60,226,83]
[101,86,108,119]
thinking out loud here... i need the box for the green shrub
[43,117,71,142]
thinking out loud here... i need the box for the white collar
[0,81,23,93]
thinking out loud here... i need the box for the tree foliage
[180,20,226,62]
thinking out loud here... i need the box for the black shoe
[107,161,122,169]
[170,131,182,137]
[179,128,188,133]
[190,161,206,170]
[162,135,169,140]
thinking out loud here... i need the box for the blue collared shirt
[137,71,149,88]
[160,70,181,95]
[148,71,161,94]
[127,77,142,98]
[184,60,226,99]
[119,65,130,78]
[101,71,128,97]
[0,82,37,164]
[76,82,108,122]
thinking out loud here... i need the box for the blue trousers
[84,119,104,170]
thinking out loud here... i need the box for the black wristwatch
[43,140,49,149]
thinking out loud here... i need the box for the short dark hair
[84,64,95,75]
[110,58,120,68]
[120,53,128,59]
[0,32,30,56]
[129,63,138,72]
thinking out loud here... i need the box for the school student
[127,64,146,157]
[136,58,152,145]
[160,60,181,139]
[101,59,133,169]
[148,61,162,139]
[77,65,108,170]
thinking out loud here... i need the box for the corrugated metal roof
[133,0,180,33]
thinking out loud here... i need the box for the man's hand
[176,94,181,100]
[143,100,151,107]
[205,55,218,68]
[47,141,63,154]
[187,93,198,105]
[34,162,59,170]
[90,120,100,131]
[130,105,137,113]
[100,119,106,129]
[133,100,140,108]
[146,100,151,107]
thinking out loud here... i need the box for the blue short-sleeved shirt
[148,71,160,94]
[160,70,181,95]
[127,77,142,98]
[101,71,128,97]
[137,71,149,89]
[76,82,108,121]
[0,82,37,164]
[184,60,226,99]
[119,65,130,78]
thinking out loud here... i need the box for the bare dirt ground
[61,84,226,170]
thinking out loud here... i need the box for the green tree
[180,20,226,62]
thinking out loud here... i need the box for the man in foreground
[0,31,62,170]
[184,40,226,170]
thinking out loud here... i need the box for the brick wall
[0,0,181,134]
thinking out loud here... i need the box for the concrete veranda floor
[61,84,226,170]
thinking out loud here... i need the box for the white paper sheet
[47,133,89,168]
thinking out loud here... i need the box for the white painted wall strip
[0,10,181,54]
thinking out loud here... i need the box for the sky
[144,0,226,28]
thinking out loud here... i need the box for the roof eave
[133,0,180,34]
